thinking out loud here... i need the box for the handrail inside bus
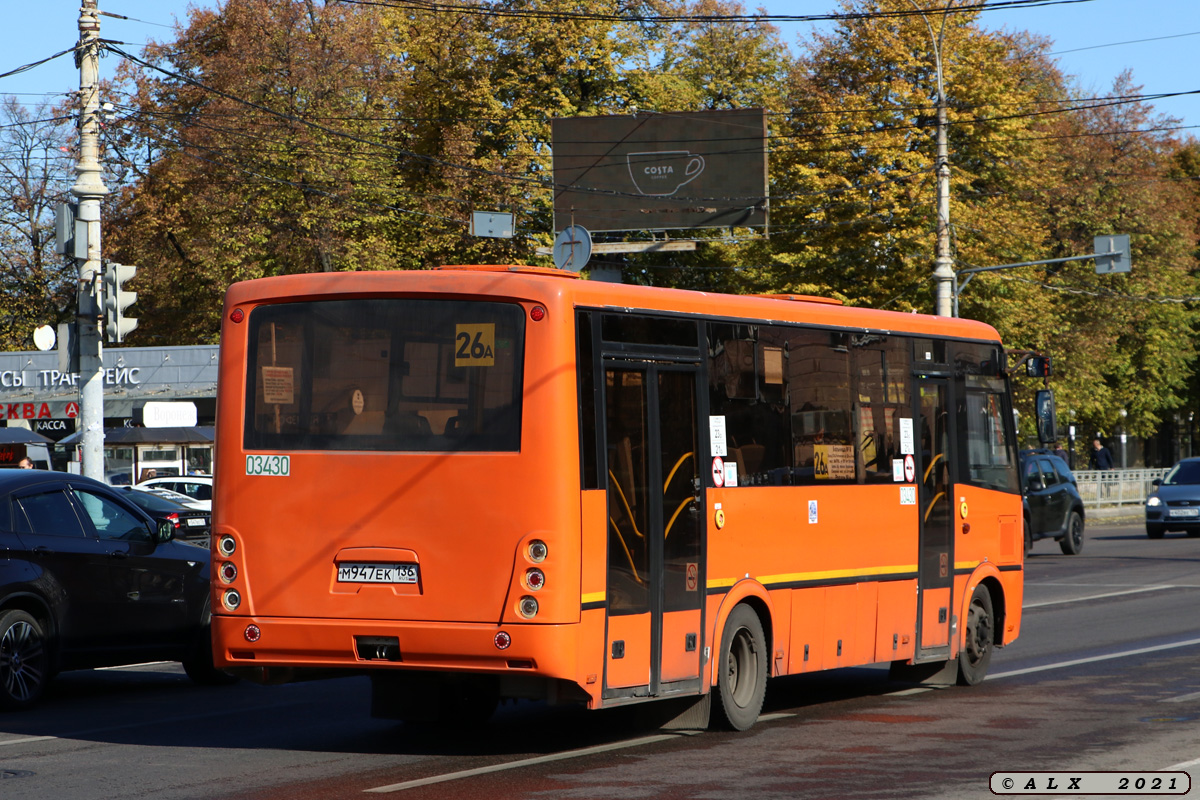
[923,491,946,523]
[607,471,644,540]
[663,497,695,541]
[607,517,642,583]
[663,452,693,494]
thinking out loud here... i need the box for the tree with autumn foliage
[0,98,76,350]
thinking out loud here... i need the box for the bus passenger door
[915,378,954,658]
[603,364,703,698]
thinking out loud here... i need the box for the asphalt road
[4,516,1200,800]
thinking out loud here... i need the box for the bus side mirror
[1035,389,1058,445]
[1026,356,1053,378]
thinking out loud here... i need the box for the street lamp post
[906,0,955,317]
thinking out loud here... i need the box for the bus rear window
[244,299,524,452]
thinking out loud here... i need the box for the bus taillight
[219,562,238,583]
[530,306,546,322]
[527,540,547,562]
[230,308,244,323]
[494,631,511,650]
[244,624,261,643]
[518,596,538,618]
[222,589,242,611]
[525,568,545,590]
[217,534,236,556]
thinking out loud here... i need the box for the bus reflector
[222,589,242,611]
[528,540,547,562]
[244,624,261,642]
[530,306,546,322]
[494,631,511,649]
[518,596,538,618]
[525,568,545,590]
[230,308,245,323]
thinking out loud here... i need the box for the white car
[135,475,213,511]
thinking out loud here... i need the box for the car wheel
[712,604,767,731]
[957,584,994,686]
[1147,523,1166,539]
[0,610,50,710]
[1059,511,1084,555]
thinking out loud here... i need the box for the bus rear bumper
[213,614,581,680]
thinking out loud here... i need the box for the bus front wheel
[957,585,994,686]
[712,604,767,731]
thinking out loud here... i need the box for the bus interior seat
[384,411,432,436]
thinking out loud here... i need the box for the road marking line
[0,736,57,747]
[364,731,702,793]
[887,687,933,696]
[990,637,1200,680]
[1024,585,1177,608]
[1161,690,1200,703]
[1165,755,1200,770]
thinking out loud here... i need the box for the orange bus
[211,266,1024,730]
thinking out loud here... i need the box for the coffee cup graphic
[626,150,706,196]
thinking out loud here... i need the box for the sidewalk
[1086,504,1142,524]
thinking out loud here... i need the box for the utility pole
[907,0,955,317]
[73,0,108,480]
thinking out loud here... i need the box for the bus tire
[0,610,50,710]
[1058,512,1084,555]
[957,585,994,686]
[712,604,767,731]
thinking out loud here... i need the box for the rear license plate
[1169,508,1199,518]
[186,517,206,527]
[337,563,419,584]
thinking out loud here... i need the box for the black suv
[0,470,230,709]
[1020,449,1086,555]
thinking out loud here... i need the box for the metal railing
[1072,468,1167,507]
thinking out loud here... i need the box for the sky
[2,0,1199,132]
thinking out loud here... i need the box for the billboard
[552,108,768,234]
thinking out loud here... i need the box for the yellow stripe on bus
[581,591,606,605]
[708,564,917,590]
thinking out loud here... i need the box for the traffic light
[103,263,138,343]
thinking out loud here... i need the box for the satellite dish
[32,325,56,352]
[553,225,592,272]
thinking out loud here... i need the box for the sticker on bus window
[900,486,917,505]
[455,324,495,367]
[708,416,727,457]
[899,417,915,455]
[813,444,854,480]
[262,366,294,405]
[892,458,904,482]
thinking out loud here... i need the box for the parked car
[1145,457,1200,539]
[1020,449,1086,555]
[0,470,231,710]
[117,487,211,542]
[137,485,209,511]
[135,475,212,511]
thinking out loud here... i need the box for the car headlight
[1147,496,1162,507]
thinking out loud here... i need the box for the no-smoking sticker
[712,456,725,487]
[904,454,916,483]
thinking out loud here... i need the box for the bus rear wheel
[713,604,767,731]
[957,585,994,686]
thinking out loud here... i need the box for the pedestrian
[1053,444,1069,464]
[1089,438,1113,471]
[18,457,33,469]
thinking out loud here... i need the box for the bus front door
[603,364,703,699]
[915,378,954,659]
